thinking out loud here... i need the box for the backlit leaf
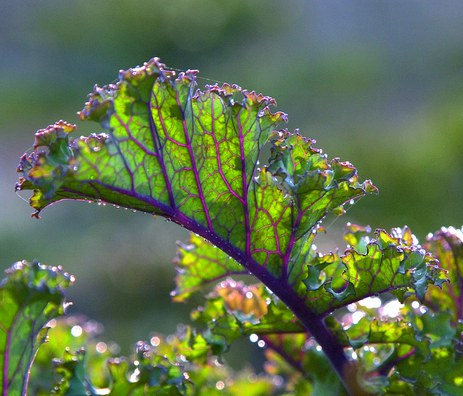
[190,280,303,355]
[424,226,463,321]
[0,260,74,395]
[15,58,452,394]
[173,233,246,302]
[16,58,374,306]
[303,227,444,315]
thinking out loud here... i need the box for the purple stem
[61,181,355,392]
[171,212,355,394]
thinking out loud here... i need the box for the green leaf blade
[173,233,246,302]
[424,226,463,321]
[303,227,444,315]
[0,260,74,395]
[17,58,379,313]
[16,58,388,393]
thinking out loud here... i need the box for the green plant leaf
[190,280,303,355]
[51,348,95,395]
[344,316,429,354]
[16,58,374,295]
[424,226,463,321]
[393,344,463,395]
[302,226,445,315]
[29,316,110,395]
[0,260,74,395]
[15,58,450,394]
[173,233,246,302]
[379,226,463,394]
[36,317,278,396]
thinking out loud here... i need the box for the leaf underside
[17,58,445,318]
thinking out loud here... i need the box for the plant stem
[173,214,360,394]
[266,281,356,395]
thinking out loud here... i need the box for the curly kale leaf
[0,260,73,395]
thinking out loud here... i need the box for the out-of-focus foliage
[424,226,463,322]
[0,260,74,395]
[29,316,283,395]
[5,224,462,394]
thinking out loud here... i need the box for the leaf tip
[363,179,378,194]
[33,120,76,149]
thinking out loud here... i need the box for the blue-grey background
[1,0,462,359]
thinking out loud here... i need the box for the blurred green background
[1,0,463,358]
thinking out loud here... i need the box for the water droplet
[47,319,57,328]
[272,375,284,387]
[96,342,107,353]
[71,325,83,337]
[249,334,258,343]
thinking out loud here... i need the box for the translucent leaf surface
[303,226,445,315]
[16,58,374,293]
[424,226,463,321]
[381,226,463,394]
[393,345,463,395]
[176,226,443,324]
[16,58,450,394]
[191,281,303,351]
[343,316,429,354]
[0,260,74,395]
[173,234,246,302]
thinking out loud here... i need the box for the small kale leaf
[385,226,463,394]
[0,260,74,395]
[302,226,445,315]
[424,226,463,322]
